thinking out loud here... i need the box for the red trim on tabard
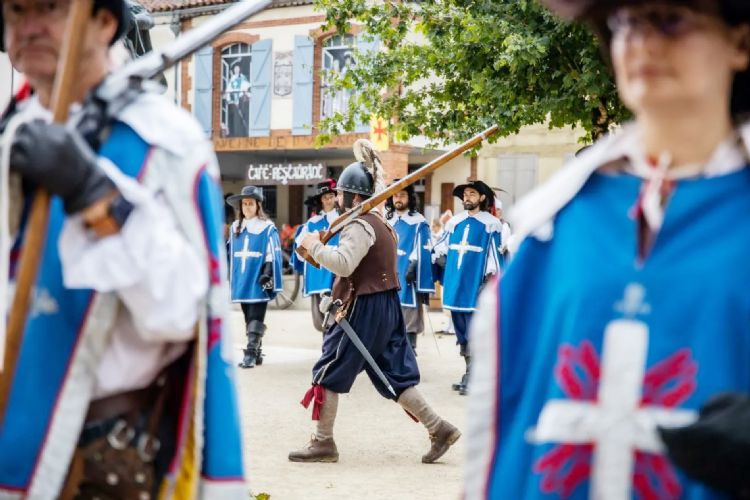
[168,347,197,474]
[483,279,502,498]
[136,147,155,182]
[2,294,96,492]
[192,164,222,285]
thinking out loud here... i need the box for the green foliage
[314,0,631,145]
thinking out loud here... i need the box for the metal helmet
[0,0,131,52]
[337,161,375,198]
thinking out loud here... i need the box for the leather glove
[658,392,750,498]
[405,261,417,284]
[259,262,274,291]
[10,120,116,214]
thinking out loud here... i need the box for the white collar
[390,211,426,226]
[239,217,273,235]
[445,210,501,234]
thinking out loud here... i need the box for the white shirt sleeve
[464,281,501,499]
[58,157,207,343]
[308,220,375,277]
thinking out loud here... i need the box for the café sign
[247,162,326,186]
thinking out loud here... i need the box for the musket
[296,125,500,268]
[0,0,94,426]
[0,0,273,425]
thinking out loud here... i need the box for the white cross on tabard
[449,225,483,270]
[397,249,407,257]
[234,235,262,274]
[527,286,698,500]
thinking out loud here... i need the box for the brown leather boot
[422,420,461,464]
[288,435,339,463]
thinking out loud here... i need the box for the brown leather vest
[332,212,400,310]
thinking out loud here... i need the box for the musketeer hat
[0,0,130,52]
[226,185,264,208]
[304,178,337,207]
[542,0,750,116]
[453,180,494,203]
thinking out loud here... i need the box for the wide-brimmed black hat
[0,0,130,52]
[304,178,337,207]
[453,180,494,202]
[542,0,750,116]
[226,185,264,208]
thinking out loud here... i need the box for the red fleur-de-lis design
[207,317,222,351]
[534,341,696,498]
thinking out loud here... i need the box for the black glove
[658,392,750,498]
[11,120,115,214]
[405,261,417,284]
[259,262,274,291]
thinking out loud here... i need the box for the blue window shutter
[249,39,272,137]
[194,46,213,137]
[292,35,314,136]
[355,34,380,133]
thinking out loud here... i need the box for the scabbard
[337,317,397,398]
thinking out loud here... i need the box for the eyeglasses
[2,0,72,25]
[606,5,720,38]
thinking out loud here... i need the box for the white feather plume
[353,139,385,194]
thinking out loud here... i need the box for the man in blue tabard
[290,140,460,465]
[295,178,340,332]
[0,0,245,497]
[433,180,501,395]
[385,180,435,354]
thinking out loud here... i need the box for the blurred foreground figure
[0,0,245,496]
[465,1,750,498]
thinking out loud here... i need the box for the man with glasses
[0,0,245,497]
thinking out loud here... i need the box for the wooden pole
[0,0,94,425]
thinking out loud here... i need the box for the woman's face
[241,198,258,219]
[610,4,750,117]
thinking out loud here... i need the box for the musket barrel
[322,125,499,242]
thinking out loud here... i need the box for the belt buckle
[137,433,161,462]
[106,419,135,450]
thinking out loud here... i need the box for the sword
[336,317,397,398]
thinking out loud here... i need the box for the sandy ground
[230,298,466,500]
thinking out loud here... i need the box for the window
[320,34,356,120]
[221,43,252,138]
[496,155,538,207]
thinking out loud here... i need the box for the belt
[85,386,153,424]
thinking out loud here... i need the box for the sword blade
[337,318,397,398]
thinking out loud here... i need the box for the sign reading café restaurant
[247,162,326,186]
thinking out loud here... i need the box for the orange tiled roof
[141,0,313,13]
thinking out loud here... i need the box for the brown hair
[234,199,268,236]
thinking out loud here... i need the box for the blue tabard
[438,212,500,311]
[386,212,435,307]
[229,219,283,303]
[290,224,305,275]
[2,119,247,493]
[300,213,340,296]
[487,170,750,499]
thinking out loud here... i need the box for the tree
[314,0,631,146]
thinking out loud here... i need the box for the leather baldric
[332,212,400,313]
